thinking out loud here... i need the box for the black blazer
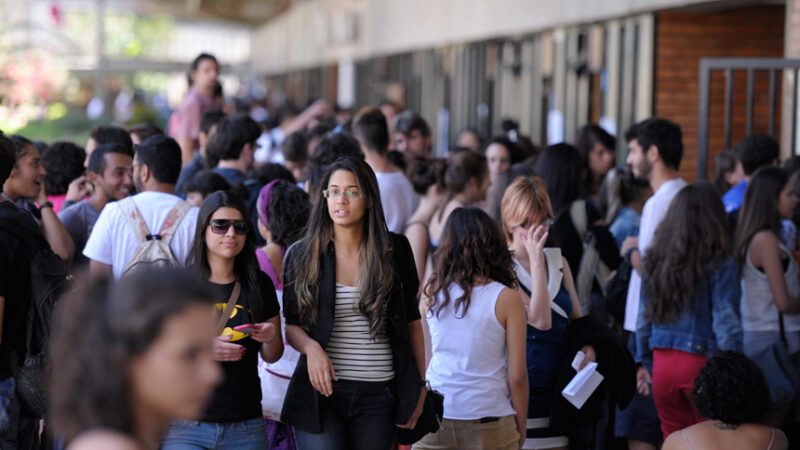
[280,232,422,433]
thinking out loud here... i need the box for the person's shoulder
[660,428,684,450]
[389,232,413,253]
[751,229,779,247]
[67,430,142,450]
[770,427,788,450]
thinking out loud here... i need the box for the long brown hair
[643,183,731,324]
[424,206,518,318]
[735,166,788,266]
[288,157,394,338]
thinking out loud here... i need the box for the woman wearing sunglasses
[162,190,284,450]
[281,157,426,449]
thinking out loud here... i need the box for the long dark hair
[289,157,394,338]
[50,269,215,442]
[425,207,518,318]
[535,143,584,217]
[735,166,788,266]
[438,150,488,220]
[643,183,731,324]
[186,191,262,306]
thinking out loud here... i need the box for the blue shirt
[722,180,748,213]
[609,207,641,248]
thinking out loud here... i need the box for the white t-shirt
[83,191,199,279]
[375,171,419,234]
[624,178,688,331]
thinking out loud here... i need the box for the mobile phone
[234,324,259,335]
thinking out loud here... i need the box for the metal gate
[697,58,800,179]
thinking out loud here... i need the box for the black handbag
[397,382,445,445]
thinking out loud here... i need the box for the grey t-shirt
[58,199,100,267]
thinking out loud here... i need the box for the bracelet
[38,201,54,211]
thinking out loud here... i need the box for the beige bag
[118,198,190,277]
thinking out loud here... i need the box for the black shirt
[203,271,280,423]
[0,201,39,378]
[553,200,622,277]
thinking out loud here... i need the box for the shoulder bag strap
[118,198,150,242]
[215,281,241,336]
[157,201,191,245]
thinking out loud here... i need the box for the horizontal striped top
[326,284,395,382]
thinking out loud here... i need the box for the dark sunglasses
[209,219,248,235]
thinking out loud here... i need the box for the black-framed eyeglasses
[209,219,248,235]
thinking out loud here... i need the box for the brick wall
[654,5,785,181]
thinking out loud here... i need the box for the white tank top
[742,244,800,332]
[426,281,517,420]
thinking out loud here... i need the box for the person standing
[58,143,134,268]
[416,207,528,450]
[161,191,283,450]
[83,135,197,280]
[171,53,220,167]
[352,108,419,234]
[617,118,688,450]
[281,157,426,449]
[637,183,743,438]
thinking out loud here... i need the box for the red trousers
[651,348,708,438]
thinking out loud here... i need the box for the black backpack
[603,255,632,327]
[0,222,72,417]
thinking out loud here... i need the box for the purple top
[256,247,282,290]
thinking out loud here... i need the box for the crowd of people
[0,52,798,450]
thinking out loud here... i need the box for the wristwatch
[38,201,54,211]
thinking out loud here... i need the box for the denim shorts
[161,417,268,450]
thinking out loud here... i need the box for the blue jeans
[294,379,396,450]
[161,417,268,450]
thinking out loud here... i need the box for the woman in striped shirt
[281,157,427,449]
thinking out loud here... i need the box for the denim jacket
[636,257,743,370]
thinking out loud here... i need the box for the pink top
[170,87,214,142]
[47,194,68,213]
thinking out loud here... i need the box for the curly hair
[693,351,770,424]
[644,183,731,324]
[424,206,517,318]
[261,182,310,250]
[43,141,86,195]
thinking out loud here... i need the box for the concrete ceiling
[133,0,292,26]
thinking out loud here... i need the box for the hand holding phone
[234,324,259,335]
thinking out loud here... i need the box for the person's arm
[283,99,331,135]
[621,236,642,274]
[521,224,551,330]
[497,288,529,448]
[254,315,284,363]
[711,260,743,352]
[178,137,196,167]
[759,232,798,310]
[37,186,75,263]
[409,319,425,385]
[420,299,433,370]
[404,223,429,286]
[751,231,800,313]
[562,259,597,368]
[286,324,336,397]
[89,260,113,280]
